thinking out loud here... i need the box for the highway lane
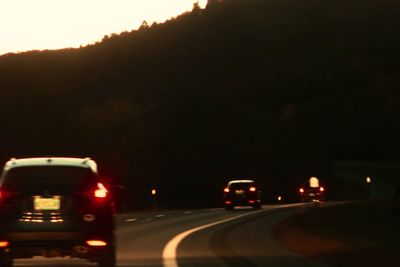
[13,204,331,267]
[174,205,331,267]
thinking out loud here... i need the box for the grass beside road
[274,199,400,267]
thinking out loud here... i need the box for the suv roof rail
[82,157,91,164]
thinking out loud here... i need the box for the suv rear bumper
[0,231,114,260]
[224,197,261,206]
[3,231,83,242]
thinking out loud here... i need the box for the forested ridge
[0,0,399,208]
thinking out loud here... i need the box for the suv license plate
[34,197,61,210]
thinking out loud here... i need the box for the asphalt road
[14,204,332,267]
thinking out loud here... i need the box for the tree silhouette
[0,0,399,208]
[140,20,149,30]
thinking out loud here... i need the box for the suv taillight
[0,190,9,202]
[0,241,9,248]
[94,183,108,198]
[86,240,107,247]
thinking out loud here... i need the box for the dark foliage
[0,0,399,208]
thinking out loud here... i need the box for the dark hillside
[0,0,399,208]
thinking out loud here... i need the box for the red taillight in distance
[0,189,7,204]
[224,188,230,193]
[319,186,325,192]
[249,186,257,192]
[299,188,304,194]
[94,183,109,199]
[0,241,9,248]
[86,240,107,247]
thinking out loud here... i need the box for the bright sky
[0,0,207,55]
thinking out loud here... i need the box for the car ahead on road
[223,180,261,210]
[0,157,116,267]
[299,183,326,202]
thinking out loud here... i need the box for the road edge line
[162,209,266,267]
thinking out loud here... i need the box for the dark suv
[0,157,116,267]
[223,180,261,210]
[299,183,326,202]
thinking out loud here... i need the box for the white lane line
[155,214,166,218]
[125,218,137,222]
[162,209,265,267]
[183,211,192,214]
[207,208,222,211]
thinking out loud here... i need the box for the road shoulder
[273,200,399,267]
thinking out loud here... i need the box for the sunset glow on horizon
[0,0,208,55]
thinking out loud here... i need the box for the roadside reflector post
[365,177,373,197]
[151,188,158,209]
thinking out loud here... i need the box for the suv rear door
[0,166,100,232]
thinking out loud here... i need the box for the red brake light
[94,183,108,198]
[86,240,107,247]
[249,187,256,192]
[299,188,304,193]
[224,188,230,193]
[319,186,325,192]
[0,190,7,202]
[0,241,9,248]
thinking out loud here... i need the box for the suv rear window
[229,183,254,190]
[1,166,96,193]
